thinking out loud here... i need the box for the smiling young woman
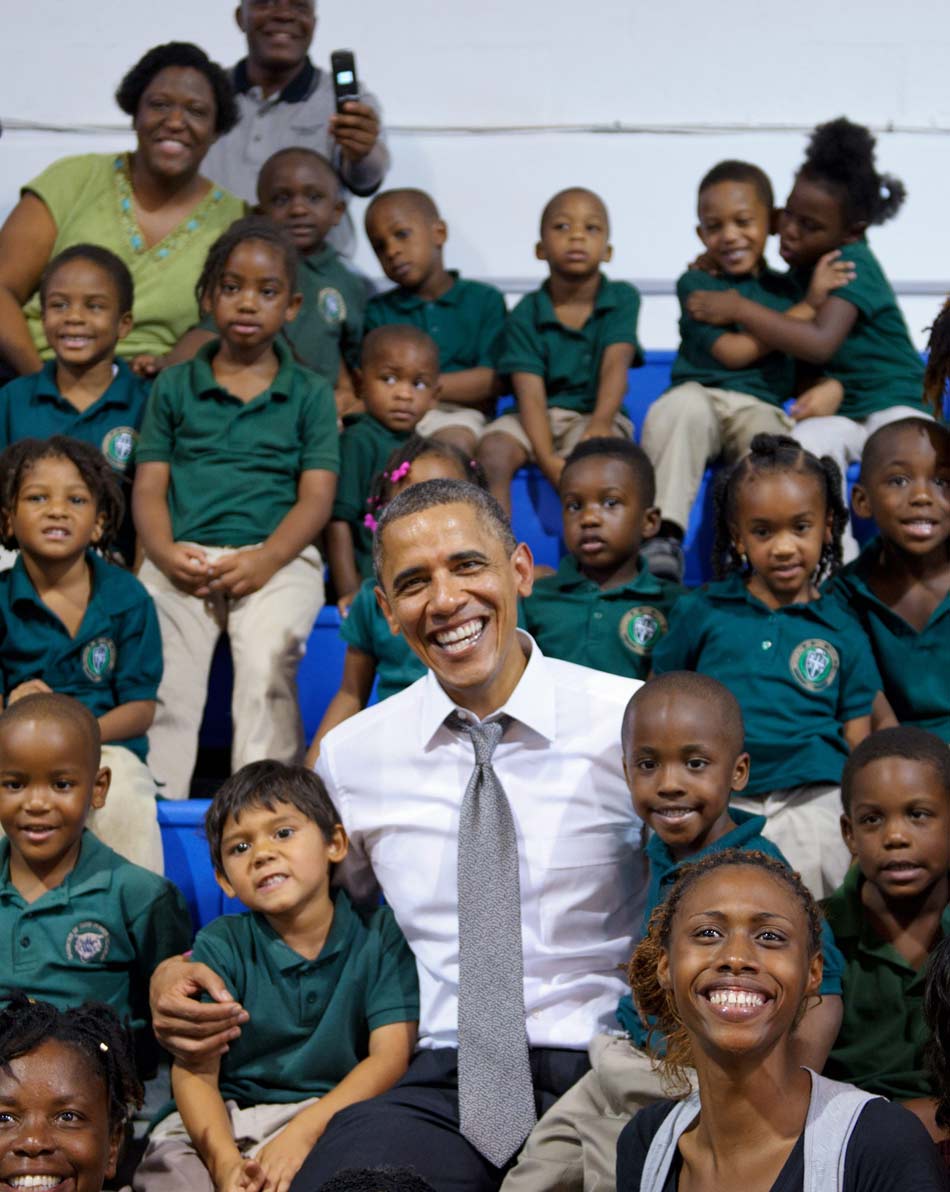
[616,850,945,1191]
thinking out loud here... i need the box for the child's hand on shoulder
[8,678,53,704]
[160,543,212,596]
[686,288,741,325]
[208,548,279,600]
[130,353,169,378]
[252,1116,317,1192]
[805,249,857,309]
[687,250,722,277]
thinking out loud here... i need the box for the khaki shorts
[416,402,488,439]
[482,407,633,459]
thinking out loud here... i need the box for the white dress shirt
[316,634,646,1051]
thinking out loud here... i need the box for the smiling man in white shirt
[149,480,644,1192]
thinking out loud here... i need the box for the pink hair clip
[389,460,412,483]
[363,513,379,532]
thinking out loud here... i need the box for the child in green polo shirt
[684,119,930,559]
[521,437,682,679]
[823,727,950,1140]
[479,187,642,513]
[326,326,439,610]
[0,693,192,1074]
[134,217,339,801]
[503,672,845,1192]
[652,433,885,899]
[364,188,507,454]
[829,418,950,741]
[641,160,852,581]
[0,436,164,872]
[134,761,418,1192]
[0,244,148,566]
[307,435,487,764]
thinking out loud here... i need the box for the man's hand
[130,354,169,378]
[788,378,845,422]
[157,543,212,596]
[208,549,279,600]
[150,956,248,1063]
[8,678,53,703]
[253,1118,318,1192]
[685,288,741,326]
[329,101,380,164]
[805,250,856,309]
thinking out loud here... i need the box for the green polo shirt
[521,555,683,680]
[499,276,643,414]
[341,579,426,700]
[364,272,506,373]
[826,538,950,742]
[670,266,798,405]
[822,864,950,1098]
[136,338,339,546]
[0,552,162,761]
[198,244,366,381]
[793,240,926,419]
[331,414,411,579]
[617,809,844,1050]
[652,573,882,794]
[0,831,191,1034]
[191,890,419,1106]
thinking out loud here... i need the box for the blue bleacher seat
[157,799,244,933]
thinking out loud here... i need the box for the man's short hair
[373,479,517,582]
[698,160,775,212]
[841,726,950,814]
[621,671,745,758]
[0,693,101,772]
[205,760,341,872]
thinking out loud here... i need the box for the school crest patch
[82,638,116,683]
[101,426,137,472]
[66,922,110,964]
[318,287,346,325]
[619,606,668,656]
[789,639,839,692]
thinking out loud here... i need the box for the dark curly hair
[195,215,298,312]
[40,244,134,317]
[115,42,238,136]
[0,436,125,553]
[364,435,488,532]
[798,116,906,229]
[628,849,823,1090]
[925,935,950,1130]
[0,993,142,1133]
[712,433,847,584]
[924,299,950,417]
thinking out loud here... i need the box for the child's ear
[729,522,746,562]
[640,505,661,542]
[850,482,872,522]
[215,866,238,900]
[432,219,448,247]
[535,240,547,262]
[104,1123,124,1181]
[330,198,346,228]
[840,812,858,858]
[602,242,613,263]
[90,511,106,545]
[805,949,823,999]
[116,311,134,342]
[656,948,671,992]
[730,751,751,794]
[284,291,304,326]
[91,766,110,811]
[328,824,349,863]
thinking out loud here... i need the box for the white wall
[3,0,949,348]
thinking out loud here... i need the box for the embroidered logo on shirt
[66,922,111,964]
[318,287,346,325]
[101,426,137,472]
[619,606,668,655]
[82,638,116,682]
[789,639,839,692]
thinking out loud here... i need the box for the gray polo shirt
[201,57,389,256]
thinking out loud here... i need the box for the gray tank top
[638,1068,881,1191]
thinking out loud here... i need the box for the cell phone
[331,50,360,113]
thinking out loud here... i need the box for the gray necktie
[455,715,537,1167]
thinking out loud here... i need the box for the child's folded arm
[514,372,561,486]
[843,713,873,751]
[437,367,500,407]
[171,1056,247,1189]
[688,289,858,366]
[588,341,636,435]
[326,520,361,609]
[132,461,211,594]
[97,700,155,743]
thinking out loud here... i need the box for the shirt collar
[28,360,134,412]
[824,864,950,957]
[232,56,317,103]
[251,888,357,972]
[536,274,613,327]
[645,806,769,872]
[383,271,460,312]
[301,243,338,272]
[710,572,851,629]
[550,553,667,595]
[9,552,138,618]
[0,831,112,906]
[193,338,294,403]
[419,630,556,749]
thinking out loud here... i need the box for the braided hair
[925,935,950,1131]
[711,433,847,583]
[798,117,906,229]
[194,214,298,310]
[628,849,823,1090]
[363,434,488,532]
[0,993,142,1132]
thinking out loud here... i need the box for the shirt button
[594,611,603,620]
[762,640,773,650]
[306,992,317,1004]
[20,936,30,948]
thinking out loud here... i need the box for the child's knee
[477,431,526,479]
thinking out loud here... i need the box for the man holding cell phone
[203,0,389,254]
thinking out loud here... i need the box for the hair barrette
[363,514,379,532]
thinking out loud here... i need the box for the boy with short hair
[479,187,641,512]
[364,188,507,454]
[502,671,844,1192]
[823,726,950,1139]
[829,418,950,740]
[326,325,440,607]
[134,761,419,1192]
[521,437,682,679]
[0,692,192,1071]
[0,244,148,565]
[640,160,843,580]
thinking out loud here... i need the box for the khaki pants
[133,1097,320,1192]
[641,383,793,532]
[502,1035,695,1192]
[482,407,634,459]
[731,783,851,900]
[140,546,325,799]
[417,402,488,439]
[791,406,933,561]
